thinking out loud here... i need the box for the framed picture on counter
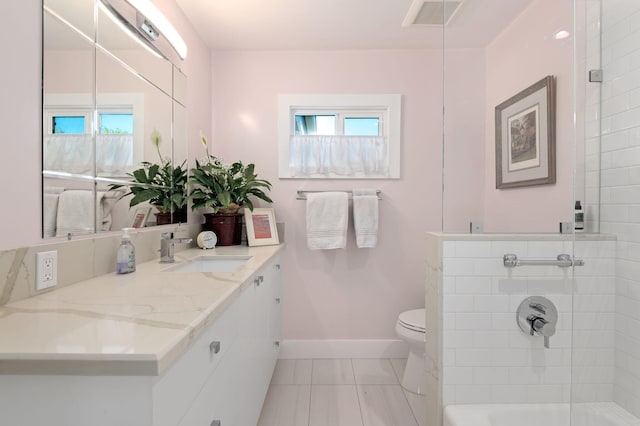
[244,208,279,246]
[130,206,151,228]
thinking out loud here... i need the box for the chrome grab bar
[503,253,584,268]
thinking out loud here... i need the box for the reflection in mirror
[44,0,95,41]
[97,3,173,95]
[95,49,173,181]
[43,9,95,180]
[42,0,188,238]
[173,67,187,106]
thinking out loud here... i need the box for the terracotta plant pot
[155,212,172,225]
[203,213,243,246]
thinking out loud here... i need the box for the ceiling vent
[402,0,464,27]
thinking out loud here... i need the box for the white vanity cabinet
[0,250,283,426]
[178,253,282,426]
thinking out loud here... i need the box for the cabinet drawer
[153,295,241,426]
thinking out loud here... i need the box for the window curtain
[44,134,93,174]
[96,134,133,174]
[43,134,133,175]
[289,135,388,177]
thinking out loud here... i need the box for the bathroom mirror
[42,0,187,238]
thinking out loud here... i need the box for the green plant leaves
[188,156,272,212]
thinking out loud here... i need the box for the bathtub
[444,402,640,426]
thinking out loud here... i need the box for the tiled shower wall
[426,233,616,409]
[596,0,640,417]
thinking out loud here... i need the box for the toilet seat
[398,308,426,333]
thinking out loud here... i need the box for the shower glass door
[440,0,594,424]
[573,0,640,424]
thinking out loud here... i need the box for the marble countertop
[0,244,284,376]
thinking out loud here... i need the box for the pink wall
[483,0,575,232]
[443,49,487,232]
[209,49,482,339]
[0,1,211,251]
[0,1,42,250]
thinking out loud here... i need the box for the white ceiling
[175,0,534,50]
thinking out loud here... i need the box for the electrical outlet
[36,250,57,291]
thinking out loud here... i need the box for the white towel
[56,190,95,237]
[352,189,379,248]
[306,192,349,249]
[43,193,60,238]
[54,190,114,237]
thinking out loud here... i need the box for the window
[45,109,134,135]
[99,113,134,134]
[279,94,401,178]
[52,116,86,134]
[294,111,383,137]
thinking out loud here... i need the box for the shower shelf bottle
[574,201,584,232]
[116,228,136,274]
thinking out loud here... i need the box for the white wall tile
[455,349,492,367]
[472,331,509,348]
[473,367,508,385]
[443,295,474,313]
[443,367,473,385]
[492,278,527,294]
[455,276,491,294]
[439,236,617,405]
[454,242,491,258]
[454,313,491,330]
[473,295,510,312]
[490,349,528,367]
[490,241,528,258]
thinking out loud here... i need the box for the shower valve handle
[517,296,558,350]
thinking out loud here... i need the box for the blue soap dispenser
[116,228,136,274]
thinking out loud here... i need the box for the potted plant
[189,133,272,245]
[109,130,188,225]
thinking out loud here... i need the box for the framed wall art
[495,75,556,189]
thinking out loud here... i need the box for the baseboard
[279,339,408,359]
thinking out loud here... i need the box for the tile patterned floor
[258,359,427,426]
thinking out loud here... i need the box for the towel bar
[296,190,382,200]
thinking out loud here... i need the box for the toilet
[395,308,427,395]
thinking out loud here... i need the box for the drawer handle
[275,264,281,270]
[209,341,221,355]
[275,297,281,304]
[254,278,260,287]
[274,341,280,347]
[259,275,264,283]
[211,420,221,426]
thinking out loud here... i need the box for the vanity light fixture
[99,0,187,60]
[98,1,164,59]
[127,0,188,60]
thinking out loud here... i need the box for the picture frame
[130,206,151,228]
[495,75,556,189]
[244,208,279,246]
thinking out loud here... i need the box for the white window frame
[278,94,401,179]
[44,92,144,175]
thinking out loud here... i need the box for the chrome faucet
[160,232,193,263]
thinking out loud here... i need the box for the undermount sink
[164,255,252,273]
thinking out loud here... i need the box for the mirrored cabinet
[42,0,187,238]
